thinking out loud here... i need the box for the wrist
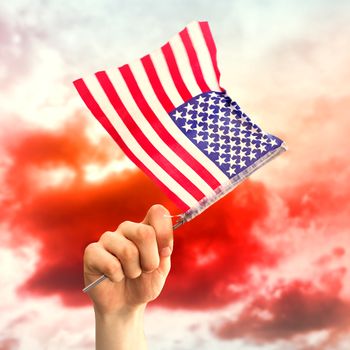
[94,303,146,321]
[95,304,147,350]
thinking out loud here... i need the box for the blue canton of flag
[170,91,283,179]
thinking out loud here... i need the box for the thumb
[142,204,173,258]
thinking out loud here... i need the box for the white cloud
[83,159,135,183]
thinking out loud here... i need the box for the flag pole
[82,215,186,293]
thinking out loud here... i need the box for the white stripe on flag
[129,60,229,184]
[106,67,216,196]
[83,74,198,208]
[169,34,202,97]
[150,49,184,107]
[187,21,221,92]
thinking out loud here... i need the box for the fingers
[84,242,124,283]
[117,221,159,272]
[100,231,143,279]
[85,204,173,284]
[141,204,173,258]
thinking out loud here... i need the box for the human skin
[83,204,174,350]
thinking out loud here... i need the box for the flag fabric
[73,20,286,224]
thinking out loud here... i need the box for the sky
[1,0,350,349]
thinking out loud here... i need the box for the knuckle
[84,242,98,259]
[117,220,133,233]
[100,230,114,243]
[120,244,138,261]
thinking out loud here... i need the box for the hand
[83,204,173,350]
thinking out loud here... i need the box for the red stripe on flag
[119,64,221,190]
[179,28,211,93]
[199,21,224,91]
[72,78,190,211]
[161,42,192,102]
[95,70,205,201]
[141,55,175,113]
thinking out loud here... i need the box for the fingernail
[160,246,172,257]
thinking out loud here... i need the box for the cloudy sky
[1,1,350,349]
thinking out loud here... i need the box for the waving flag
[73,20,286,224]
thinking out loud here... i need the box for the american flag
[73,20,286,223]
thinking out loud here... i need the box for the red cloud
[1,114,279,309]
[208,158,350,345]
[212,277,350,344]
[157,180,277,309]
